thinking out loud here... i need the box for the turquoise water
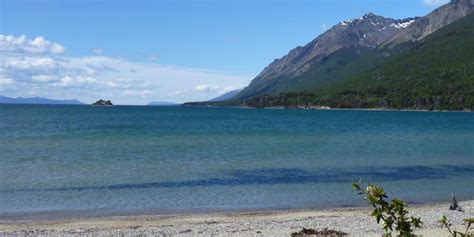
[0,105,473,219]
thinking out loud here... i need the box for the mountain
[0,96,85,105]
[325,11,474,110]
[245,12,474,110]
[382,0,474,47]
[234,13,416,100]
[147,101,179,106]
[208,89,243,102]
[233,0,474,101]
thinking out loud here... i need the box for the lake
[0,105,473,219]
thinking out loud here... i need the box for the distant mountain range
[0,96,85,105]
[186,0,474,110]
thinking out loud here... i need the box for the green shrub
[352,181,422,237]
[439,215,474,237]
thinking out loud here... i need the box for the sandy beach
[0,200,472,236]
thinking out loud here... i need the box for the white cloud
[0,35,65,54]
[0,35,251,105]
[5,57,57,70]
[194,85,240,94]
[422,0,449,6]
[194,84,221,93]
[0,77,14,86]
[31,74,57,83]
[123,89,152,97]
[53,76,96,87]
[220,86,239,94]
[170,90,184,96]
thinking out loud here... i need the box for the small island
[91,99,113,106]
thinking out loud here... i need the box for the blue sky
[0,0,448,104]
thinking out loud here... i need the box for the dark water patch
[6,165,474,193]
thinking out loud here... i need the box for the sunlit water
[0,105,473,219]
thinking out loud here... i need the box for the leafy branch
[352,181,422,237]
[439,215,474,237]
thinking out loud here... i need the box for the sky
[0,0,449,105]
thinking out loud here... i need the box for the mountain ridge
[244,12,474,111]
[234,13,416,100]
[0,96,85,105]
[382,0,474,47]
[232,0,474,101]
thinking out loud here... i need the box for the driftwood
[449,193,463,212]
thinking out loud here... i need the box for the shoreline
[183,103,474,113]
[244,106,473,113]
[1,200,472,236]
[0,198,454,222]
[2,103,473,112]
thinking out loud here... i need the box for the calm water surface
[0,105,473,219]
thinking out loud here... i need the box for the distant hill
[0,96,85,105]
[147,101,179,106]
[245,12,474,110]
[208,89,243,102]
